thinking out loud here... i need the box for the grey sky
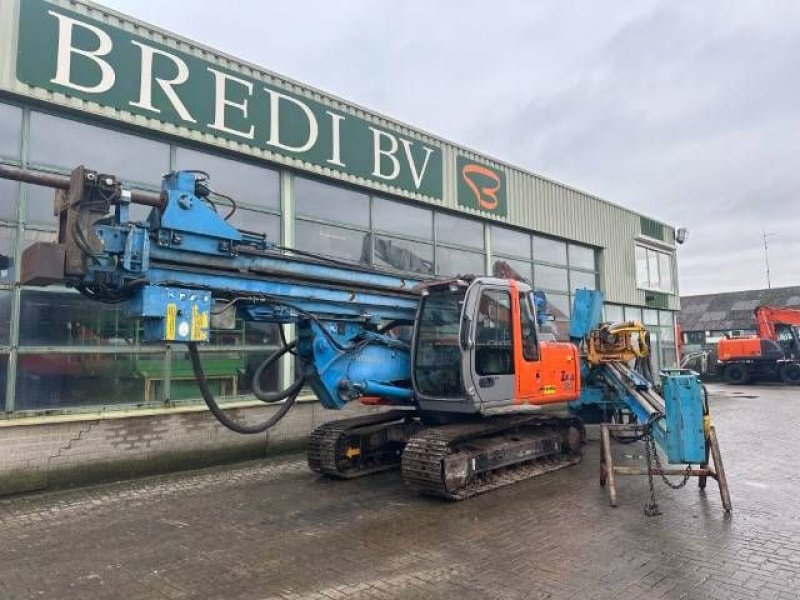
[101,0,800,296]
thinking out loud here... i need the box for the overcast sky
[101,0,800,296]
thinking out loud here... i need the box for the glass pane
[491,226,530,259]
[635,246,648,288]
[0,354,8,411]
[227,208,281,243]
[435,246,484,277]
[295,177,369,226]
[546,293,571,340]
[0,102,22,160]
[533,236,567,265]
[373,236,433,275]
[0,290,12,345]
[372,197,432,240]
[658,252,673,292]
[23,229,57,253]
[435,213,483,249]
[547,293,571,320]
[534,264,568,292]
[175,147,279,210]
[295,219,369,263]
[16,352,164,410]
[24,184,59,229]
[569,244,595,270]
[650,337,661,372]
[643,309,659,326]
[0,179,20,222]
[20,289,144,346]
[605,304,624,323]
[659,310,674,327]
[475,289,513,375]
[491,258,531,283]
[520,292,539,361]
[569,269,596,292]
[0,227,17,283]
[647,248,661,289]
[29,112,170,185]
[624,306,643,323]
[661,325,676,342]
[168,348,280,404]
[661,346,678,369]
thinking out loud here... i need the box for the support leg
[708,426,732,512]
[600,424,617,507]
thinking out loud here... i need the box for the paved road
[0,384,798,600]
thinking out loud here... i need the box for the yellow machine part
[585,321,651,366]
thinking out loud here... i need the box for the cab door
[467,283,516,407]
[513,289,544,403]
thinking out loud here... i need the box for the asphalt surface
[0,384,798,600]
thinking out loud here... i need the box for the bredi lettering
[44,8,437,193]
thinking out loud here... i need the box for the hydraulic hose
[252,340,306,403]
[187,342,300,434]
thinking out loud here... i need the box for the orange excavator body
[715,305,800,384]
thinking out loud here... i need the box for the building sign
[14,0,443,198]
[456,156,507,217]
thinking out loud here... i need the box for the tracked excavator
[9,165,730,508]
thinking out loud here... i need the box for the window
[29,112,169,185]
[569,270,596,292]
[373,236,433,274]
[435,213,484,249]
[372,197,432,239]
[0,102,22,160]
[520,293,539,361]
[533,236,566,265]
[475,289,513,376]
[492,258,531,282]
[534,264,568,292]
[436,246,484,277]
[0,227,16,284]
[295,176,369,226]
[546,293,571,340]
[175,148,280,210]
[569,244,595,270]
[604,304,624,323]
[643,309,659,326]
[0,179,19,223]
[19,290,139,346]
[635,245,675,292]
[15,351,163,410]
[624,306,643,323]
[295,220,370,263]
[0,291,11,345]
[491,226,530,259]
[227,208,281,244]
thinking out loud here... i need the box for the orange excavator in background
[715,306,800,384]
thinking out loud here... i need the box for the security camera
[676,228,688,244]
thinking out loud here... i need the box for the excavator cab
[411,277,581,417]
[775,324,800,360]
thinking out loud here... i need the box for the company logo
[456,157,507,216]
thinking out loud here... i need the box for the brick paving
[0,384,798,599]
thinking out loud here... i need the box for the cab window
[475,289,513,375]
[520,292,540,361]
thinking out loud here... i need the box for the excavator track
[307,410,421,479]
[401,414,585,500]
